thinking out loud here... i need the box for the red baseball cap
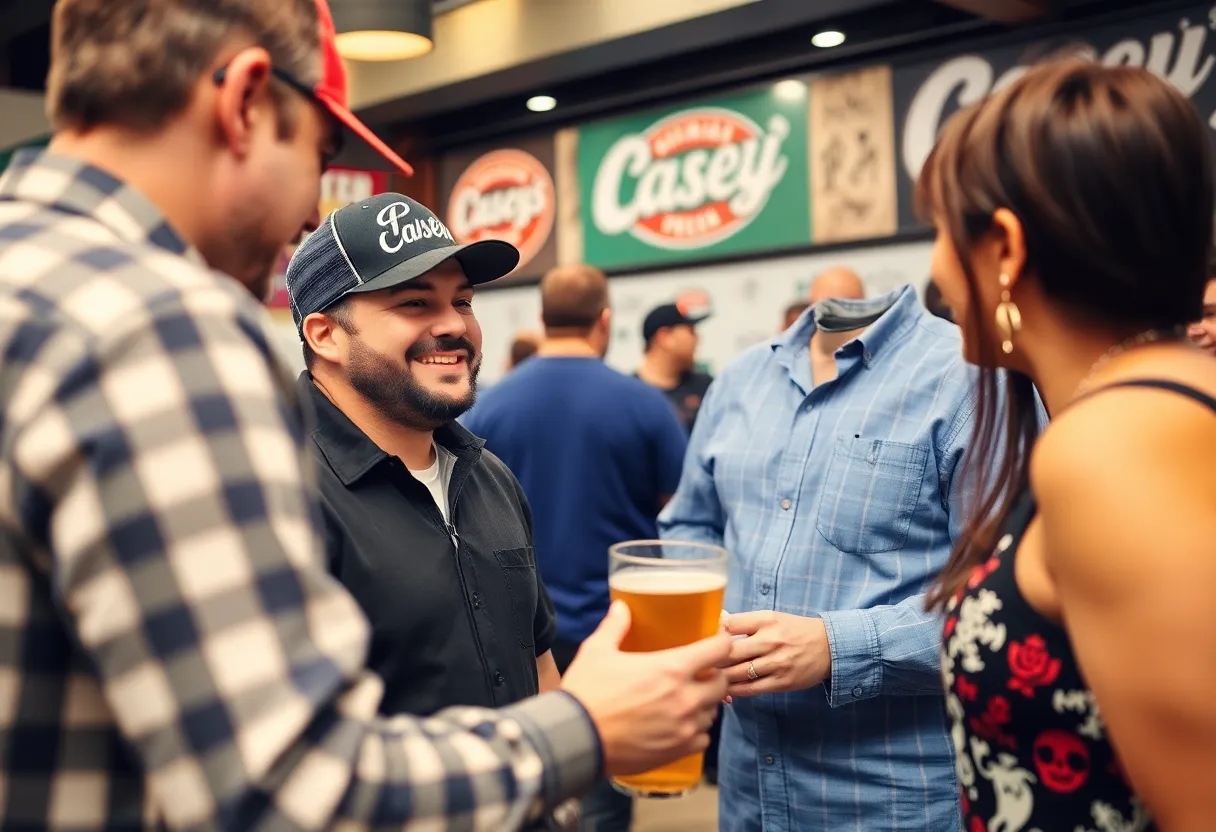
[311,0,413,177]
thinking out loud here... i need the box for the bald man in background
[808,265,867,304]
[779,266,866,332]
[463,265,688,832]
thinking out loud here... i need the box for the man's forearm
[332,691,601,829]
[820,594,945,707]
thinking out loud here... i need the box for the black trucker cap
[642,302,711,343]
[286,192,519,330]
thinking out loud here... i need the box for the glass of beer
[607,540,728,798]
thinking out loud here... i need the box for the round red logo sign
[447,149,555,272]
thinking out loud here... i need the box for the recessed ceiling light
[773,79,806,101]
[811,30,846,48]
[527,95,557,113]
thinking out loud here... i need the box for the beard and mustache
[345,334,481,431]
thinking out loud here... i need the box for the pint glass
[607,540,728,798]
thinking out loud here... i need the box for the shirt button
[853,686,864,698]
[494,671,506,687]
[471,593,482,609]
[760,583,770,595]
[765,755,776,765]
[780,499,792,510]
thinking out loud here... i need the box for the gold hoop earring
[994,272,1022,355]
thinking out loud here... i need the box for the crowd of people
[0,1,1214,831]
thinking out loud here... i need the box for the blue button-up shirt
[660,286,972,832]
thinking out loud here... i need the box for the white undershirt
[408,443,455,524]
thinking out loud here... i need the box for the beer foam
[609,568,727,595]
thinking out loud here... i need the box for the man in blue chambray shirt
[660,282,977,832]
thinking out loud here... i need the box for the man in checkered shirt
[0,1,731,829]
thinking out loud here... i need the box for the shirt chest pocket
[815,437,930,554]
[493,546,539,651]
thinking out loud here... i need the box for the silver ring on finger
[747,660,759,681]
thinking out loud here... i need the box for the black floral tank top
[941,378,1216,832]
[941,490,1153,832]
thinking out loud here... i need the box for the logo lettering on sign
[447,149,555,272]
[321,170,375,211]
[901,8,1216,182]
[591,107,791,250]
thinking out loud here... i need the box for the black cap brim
[345,239,519,295]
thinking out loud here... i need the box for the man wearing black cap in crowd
[635,302,715,434]
[286,193,565,724]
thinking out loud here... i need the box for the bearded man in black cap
[287,193,563,719]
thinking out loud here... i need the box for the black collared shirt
[301,374,557,717]
[635,369,714,435]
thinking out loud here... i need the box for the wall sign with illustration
[808,64,899,244]
[267,166,390,314]
[894,2,1216,230]
[575,86,810,271]
[437,135,560,285]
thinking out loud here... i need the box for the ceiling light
[773,79,806,102]
[527,95,557,113]
[811,30,846,48]
[331,0,434,62]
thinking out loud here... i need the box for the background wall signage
[575,84,810,271]
[808,64,899,244]
[893,2,1216,230]
[438,134,561,285]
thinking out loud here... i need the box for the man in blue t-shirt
[462,263,688,832]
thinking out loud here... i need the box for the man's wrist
[505,691,603,803]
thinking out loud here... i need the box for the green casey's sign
[577,86,810,270]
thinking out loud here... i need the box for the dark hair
[509,335,539,367]
[540,264,609,335]
[49,0,320,135]
[302,298,355,370]
[922,280,953,323]
[920,59,1214,609]
[783,301,810,329]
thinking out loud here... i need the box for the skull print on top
[942,490,1154,832]
[940,378,1216,832]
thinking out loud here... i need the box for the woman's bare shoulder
[1031,352,1216,494]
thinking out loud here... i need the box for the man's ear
[302,311,345,365]
[211,46,275,161]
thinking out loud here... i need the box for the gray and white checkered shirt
[0,150,599,831]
